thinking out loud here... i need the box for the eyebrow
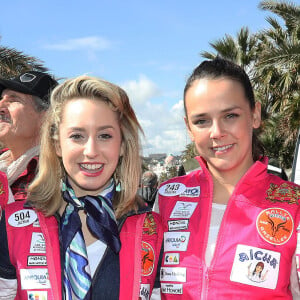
[66,125,116,131]
[3,91,29,102]
[189,105,242,119]
[4,93,21,99]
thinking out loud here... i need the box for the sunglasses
[19,73,37,83]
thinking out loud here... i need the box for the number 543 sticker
[8,209,37,227]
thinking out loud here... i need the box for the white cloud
[121,75,189,156]
[121,75,160,104]
[43,36,111,51]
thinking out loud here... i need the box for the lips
[212,144,233,152]
[0,111,11,123]
[79,163,103,172]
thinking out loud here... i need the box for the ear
[184,116,195,142]
[54,140,62,157]
[119,141,124,157]
[36,111,47,129]
[252,102,261,129]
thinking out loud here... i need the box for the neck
[8,141,38,161]
[211,176,233,205]
[209,161,255,205]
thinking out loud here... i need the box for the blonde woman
[0,76,162,299]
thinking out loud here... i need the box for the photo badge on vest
[230,244,280,289]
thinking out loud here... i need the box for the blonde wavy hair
[28,75,144,219]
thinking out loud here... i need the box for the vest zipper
[199,167,214,299]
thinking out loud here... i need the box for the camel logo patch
[141,241,155,276]
[256,208,293,245]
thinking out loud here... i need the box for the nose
[0,94,9,108]
[0,96,9,115]
[83,137,98,158]
[210,120,224,139]
[0,95,6,106]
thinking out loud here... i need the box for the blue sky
[0,0,277,156]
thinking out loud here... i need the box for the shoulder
[263,174,300,206]
[0,172,9,209]
[5,200,26,212]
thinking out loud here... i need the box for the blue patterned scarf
[60,178,121,299]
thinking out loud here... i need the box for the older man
[138,170,158,208]
[0,71,57,202]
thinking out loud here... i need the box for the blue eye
[226,113,239,119]
[193,119,209,126]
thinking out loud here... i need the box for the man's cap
[0,71,58,104]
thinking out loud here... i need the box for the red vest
[158,157,300,299]
[0,171,9,209]
[5,202,163,299]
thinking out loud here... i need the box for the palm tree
[200,0,300,168]
[200,27,258,71]
[181,142,197,161]
[255,0,300,167]
[255,1,300,109]
[0,38,47,78]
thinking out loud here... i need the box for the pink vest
[0,171,9,209]
[120,211,163,299]
[5,201,62,300]
[158,157,300,299]
[5,202,163,299]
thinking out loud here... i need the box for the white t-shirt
[87,240,107,276]
[205,203,226,266]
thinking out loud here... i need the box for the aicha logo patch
[256,208,294,245]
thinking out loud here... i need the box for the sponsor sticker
[256,208,294,245]
[164,232,190,251]
[139,284,150,300]
[141,241,155,276]
[164,253,180,265]
[170,201,197,219]
[27,255,47,266]
[168,219,189,231]
[230,244,280,289]
[159,183,186,197]
[0,182,5,196]
[143,213,157,235]
[180,186,200,198]
[27,291,48,300]
[161,283,183,294]
[20,268,51,289]
[8,209,37,227]
[266,182,300,205]
[30,232,46,253]
[160,267,186,282]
